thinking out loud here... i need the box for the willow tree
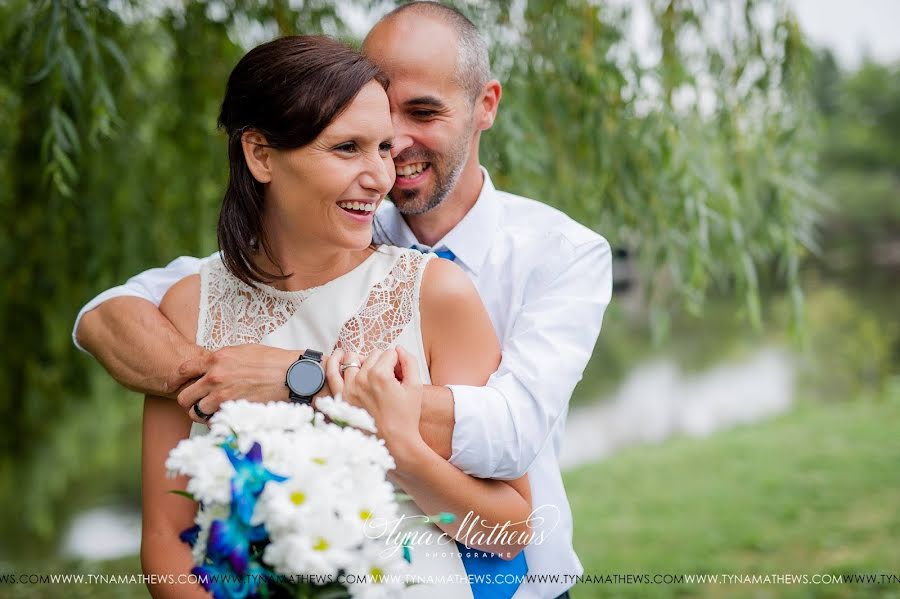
[0,0,820,541]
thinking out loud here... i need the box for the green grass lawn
[5,393,899,598]
[564,392,900,598]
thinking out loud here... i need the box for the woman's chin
[337,231,376,251]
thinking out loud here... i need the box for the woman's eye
[379,142,394,153]
[336,142,357,153]
[411,110,435,118]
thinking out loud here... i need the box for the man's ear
[241,131,274,183]
[476,80,502,131]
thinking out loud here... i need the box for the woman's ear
[241,131,274,183]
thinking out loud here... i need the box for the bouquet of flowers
[166,397,412,599]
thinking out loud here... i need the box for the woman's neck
[253,227,371,292]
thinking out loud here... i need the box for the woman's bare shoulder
[419,257,499,385]
[419,257,479,310]
[160,274,201,341]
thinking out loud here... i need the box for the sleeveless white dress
[191,244,473,598]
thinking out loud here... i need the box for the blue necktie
[455,541,528,598]
[410,244,456,261]
[410,248,527,597]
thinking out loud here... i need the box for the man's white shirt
[73,168,613,598]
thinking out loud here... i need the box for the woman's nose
[360,152,394,195]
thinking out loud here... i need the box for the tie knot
[410,244,455,262]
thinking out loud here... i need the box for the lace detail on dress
[197,259,316,351]
[334,250,433,356]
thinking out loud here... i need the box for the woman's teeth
[337,201,376,212]
[396,162,428,177]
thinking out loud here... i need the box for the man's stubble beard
[390,121,474,217]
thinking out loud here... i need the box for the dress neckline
[238,245,387,301]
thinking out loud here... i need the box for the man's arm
[417,386,455,459]
[354,237,612,468]
[442,236,613,479]
[73,256,207,397]
[79,297,205,397]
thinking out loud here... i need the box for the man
[74,3,612,597]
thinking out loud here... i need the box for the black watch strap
[301,349,323,363]
[289,392,311,404]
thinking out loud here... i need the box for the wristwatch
[285,349,325,405]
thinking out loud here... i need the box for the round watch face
[286,359,325,397]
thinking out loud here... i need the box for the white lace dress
[191,244,472,598]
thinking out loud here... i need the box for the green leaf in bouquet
[402,539,412,564]
[168,489,196,501]
[424,511,456,525]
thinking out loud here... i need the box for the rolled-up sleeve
[447,236,612,479]
[72,255,208,353]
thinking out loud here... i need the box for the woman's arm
[369,258,532,559]
[140,275,209,598]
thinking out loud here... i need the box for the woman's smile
[336,198,380,223]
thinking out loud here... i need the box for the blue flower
[222,441,288,525]
[188,440,289,596]
[206,512,267,575]
[179,524,201,548]
[193,560,257,599]
[193,548,276,599]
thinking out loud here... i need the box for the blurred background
[0,0,897,597]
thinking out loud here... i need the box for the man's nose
[390,129,414,158]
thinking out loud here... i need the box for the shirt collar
[373,167,500,276]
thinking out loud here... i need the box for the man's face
[364,16,477,215]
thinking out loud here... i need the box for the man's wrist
[163,344,209,398]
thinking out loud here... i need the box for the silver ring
[340,362,362,373]
[193,402,211,420]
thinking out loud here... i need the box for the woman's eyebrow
[326,131,393,143]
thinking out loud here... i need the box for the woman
[140,36,531,598]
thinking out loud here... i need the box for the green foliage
[475,0,821,333]
[810,53,900,274]
[797,284,897,400]
[0,0,821,540]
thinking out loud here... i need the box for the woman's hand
[337,347,428,469]
[321,347,349,400]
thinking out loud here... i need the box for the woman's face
[264,81,395,251]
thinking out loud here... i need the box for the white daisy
[316,395,377,433]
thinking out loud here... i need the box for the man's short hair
[375,1,491,102]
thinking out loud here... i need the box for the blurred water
[61,506,142,561]
[559,346,794,469]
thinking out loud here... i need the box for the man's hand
[173,344,298,423]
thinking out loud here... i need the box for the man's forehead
[365,14,458,79]
[384,71,462,111]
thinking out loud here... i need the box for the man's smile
[394,161,432,187]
